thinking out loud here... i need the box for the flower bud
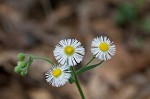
[17,53,25,61]
[20,70,27,76]
[18,61,27,68]
[68,76,75,84]
[14,66,21,73]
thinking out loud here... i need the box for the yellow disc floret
[99,42,109,52]
[52,68,62,78]
[64,46,75,55]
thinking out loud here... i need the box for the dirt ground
[0,0,150,99]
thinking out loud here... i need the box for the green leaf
[76,61,104,74]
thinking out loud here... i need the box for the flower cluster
[45,36,116,87]
[14,53,33,76]
[14,36,116,99]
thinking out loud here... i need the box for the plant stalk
[32,57,54,65]
[83,56,95,67]
[71,67,85,99]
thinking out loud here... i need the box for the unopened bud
[20,70,27,76]
[14,66,21,73]
[18,61,27,68]
[17,53,25,61]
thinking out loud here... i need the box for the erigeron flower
[53,39,85,66]
[91,36,116,60]
[45,64,71,87]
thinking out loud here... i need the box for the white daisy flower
[45,64,71,87]
[53,39,85,66]
[91,36,116,60]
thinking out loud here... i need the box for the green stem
[32,57,55,65]
[76,60,104,75]
[83,56,95,67]
[26,56,33,70]
[25,54,55,65]
[71,67,85,99]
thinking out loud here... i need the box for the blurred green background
[0,0,150,99]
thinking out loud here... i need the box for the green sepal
[26,56,33,69]
[17,53,25,61]
[20,56,33,76]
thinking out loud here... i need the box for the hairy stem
[32,57,55,65]
[71,67,85,99]
[83,56,95,67]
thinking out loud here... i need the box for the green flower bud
[18,61,27,68]
[17,53,25,61]
[20,70,27,76]
[68,76,75,84]
[14,66,22,73]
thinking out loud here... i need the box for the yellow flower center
[64,46,75,55]
[99,42,109,52]
[52,68,62,78]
